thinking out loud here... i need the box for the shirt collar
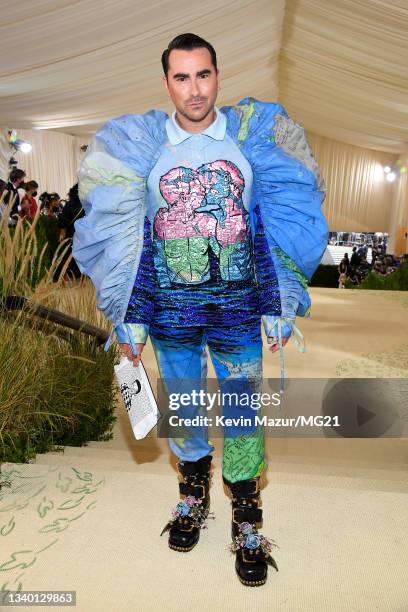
[166,106,226,145]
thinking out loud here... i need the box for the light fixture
[6,130,32,154]
[386,172,396,182]
[14,139,32,153]
[373,165,384,180]
[384,166,391,174]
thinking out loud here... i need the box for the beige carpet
[1,288,408,612]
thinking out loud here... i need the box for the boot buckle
[232,506,262,524]
[230,477,260,499]
[232,508,242,524]
[247,478,260,496]
[179,482,206,499]
[241,548,258,563]
[193,484,206,500]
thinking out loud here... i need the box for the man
[350,246,361,268]
[2,168,26,224]
[57,183,84,280]
[73,33,328,587]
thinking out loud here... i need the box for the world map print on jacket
[153,159,254,286]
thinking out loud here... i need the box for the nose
[190,77,200,98]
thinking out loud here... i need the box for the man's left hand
[267,336,290,353]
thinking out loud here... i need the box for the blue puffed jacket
[73,98,328,366]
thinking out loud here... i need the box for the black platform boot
[224,476,278,586]
[161,455,213,552]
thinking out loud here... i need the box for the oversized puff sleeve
[223,98,328,340]
[72,110,167,352]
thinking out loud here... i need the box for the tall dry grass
[0,196,116,463]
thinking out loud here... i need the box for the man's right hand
[119,343,145,367]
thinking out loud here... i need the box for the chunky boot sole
[169,541,197,552]
[238,576,267,587]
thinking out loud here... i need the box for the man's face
[163,47,219,124]
[15,176,25,188]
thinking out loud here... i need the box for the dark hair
[24,180,39,192]
[68,183,79,201]
[9,168,26,183]
[39,191,60,208]
[161,33,217,76]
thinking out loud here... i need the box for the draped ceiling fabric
[0,0,284,134]
[280,0,408,154]
[0,0,407,245]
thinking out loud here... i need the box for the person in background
[0,179,7,218]
[40,192,61,217]
[377,262,388,276]
[338,256,348,288]
[350,246,361,268]
[57,183,85,280]
[3,168,26,224]
[20,180,39,219]
[357,244,366,259]
[378,240,386,255]
[371,244,379,266]
[384,256,395,274]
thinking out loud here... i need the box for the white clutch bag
[114,356,160,440]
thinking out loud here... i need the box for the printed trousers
[149,320,266,483]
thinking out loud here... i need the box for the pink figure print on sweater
[154,166,216,239]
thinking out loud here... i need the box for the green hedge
[309,265,339,288]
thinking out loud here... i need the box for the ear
[162,74,170,97]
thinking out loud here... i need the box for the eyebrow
[172,69,212,79]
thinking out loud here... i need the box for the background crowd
[338,244,406,288]
[0,167,84,280]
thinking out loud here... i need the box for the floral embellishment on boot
[230,522,277,558]
[161,495,214,536]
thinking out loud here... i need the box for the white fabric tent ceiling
[0,0,407,153]
[0,0,283,133]
[279,0,408,154]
